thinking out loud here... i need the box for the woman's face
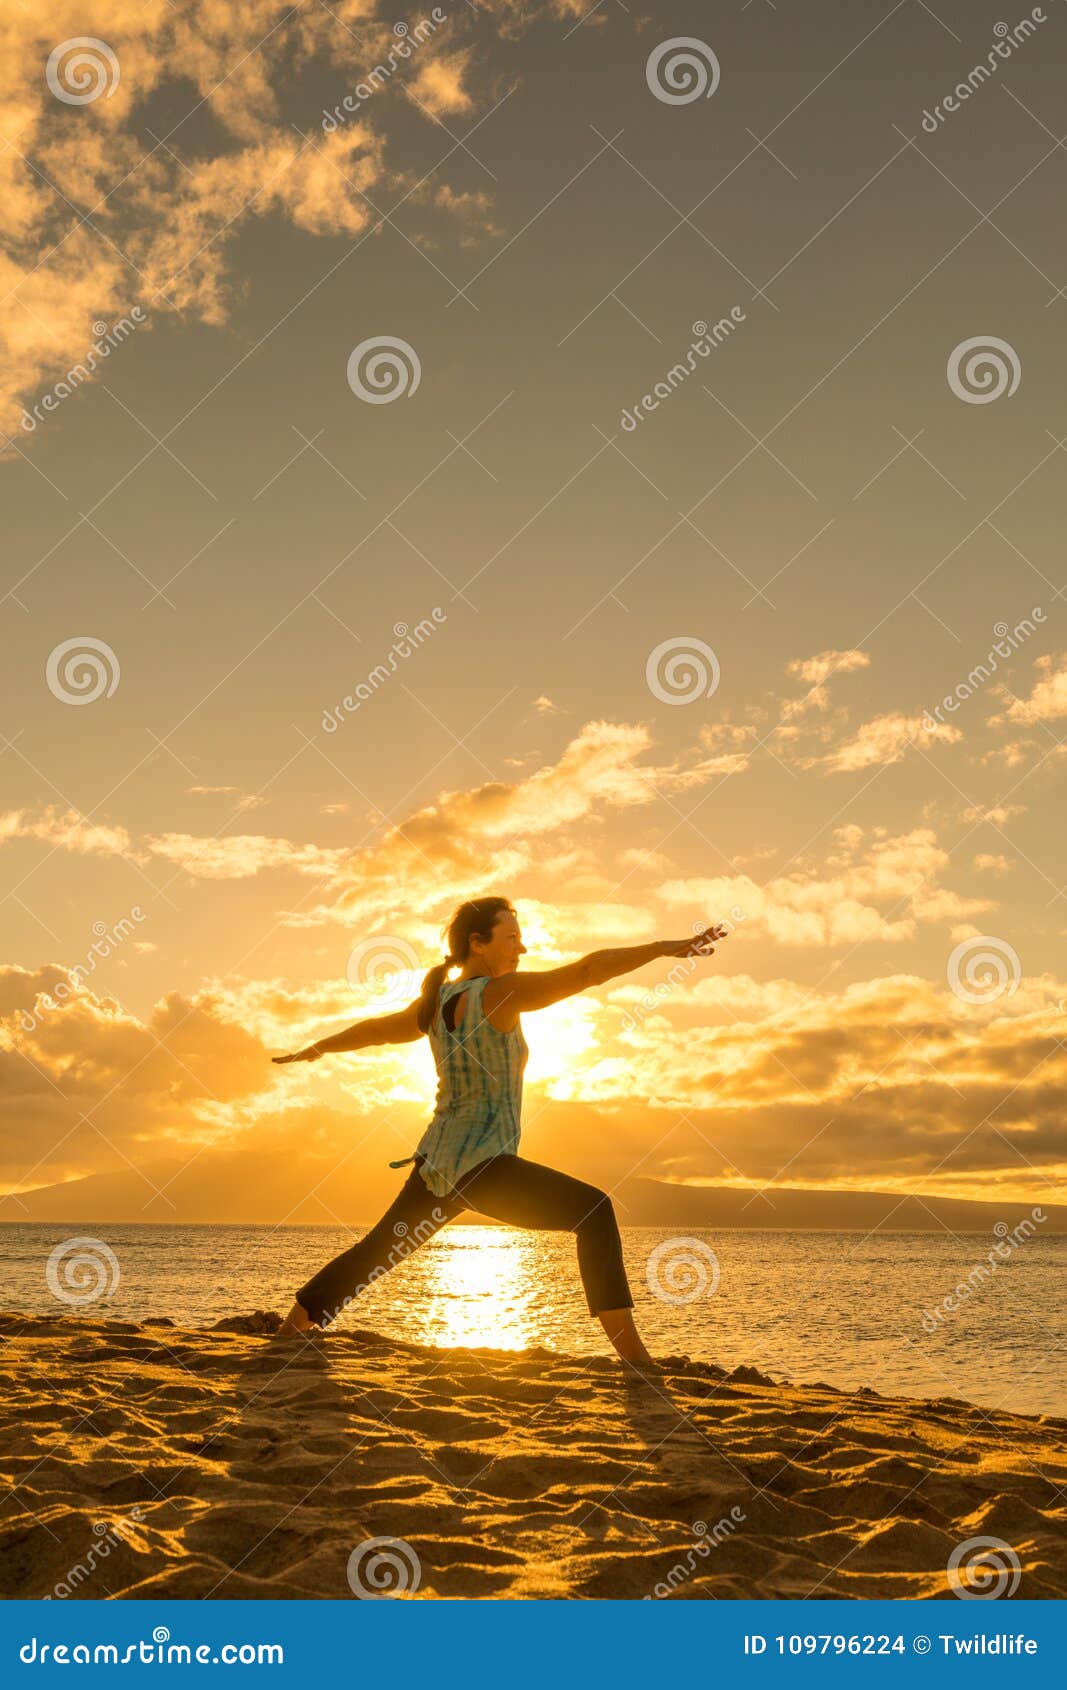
[472,910,526,976]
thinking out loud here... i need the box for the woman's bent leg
[295,1165,460,1328]
[458,1155,634,1317]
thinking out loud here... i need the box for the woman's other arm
[482,925,727,1028]
[272,1000,422,1064]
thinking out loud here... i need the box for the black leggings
[295,1154,634,1328]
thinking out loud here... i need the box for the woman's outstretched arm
[483,923,727,1027]
[272,1001,422,1064]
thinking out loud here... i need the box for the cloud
[409,51,475,117]
[544,969,1067,1195]
[188,786,268,812]
[0,807,135,859]
[0,962,268,1188]
[0,718,739,939]
[699,653,964,778]
[146,831,351,880]
[8,951,1064,1203]
[0,806,347,880]
[302,717,741,929]
[1003,653,1067,724]
[817,711,962,773]
[961,802,1026,826]
[656,826,990,948]
[431,183,503,244]
[1,1,568,441]
[781,648,870,719]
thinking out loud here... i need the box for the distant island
[2,1148,1062,1233]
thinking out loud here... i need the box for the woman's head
[444,896,523,972]
[416,895,523,1031]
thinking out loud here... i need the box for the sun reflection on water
[412,1226,542,1351]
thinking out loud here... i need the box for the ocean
[2,1222,1063,1418]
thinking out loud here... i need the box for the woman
[272,896,726,1366]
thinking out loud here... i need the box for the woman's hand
[271,1042,324,1065]
[658,923,729,959]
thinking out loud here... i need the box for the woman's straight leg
[456,1154,634,1317]
[295,1163,462,1327]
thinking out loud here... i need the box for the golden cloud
[1,1,579,441]
[656,826,989,948]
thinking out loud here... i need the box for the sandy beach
[1,1312,1064,1601]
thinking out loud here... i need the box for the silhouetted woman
[273,896,725,1365]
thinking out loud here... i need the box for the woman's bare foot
[597,1307,656,1367]
[275,1300,316,1339]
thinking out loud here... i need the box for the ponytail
[416,957,453,1034]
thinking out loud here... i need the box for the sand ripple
[1,1313,1064,1600]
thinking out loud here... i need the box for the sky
[0,0,1065,1223]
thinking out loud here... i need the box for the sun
[522,996,599,1086]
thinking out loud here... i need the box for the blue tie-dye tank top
[391,974,529,1197]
